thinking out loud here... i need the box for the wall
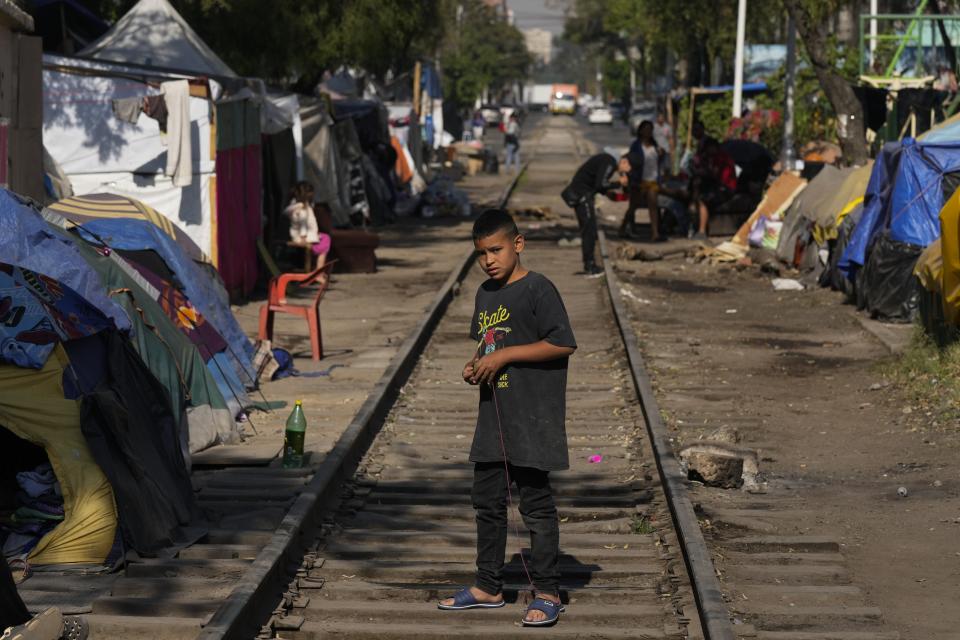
[0,9,43,200]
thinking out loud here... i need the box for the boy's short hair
[473,208,519,240]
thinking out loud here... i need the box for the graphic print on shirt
[477,304,512,389]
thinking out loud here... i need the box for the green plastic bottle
[282,400,306,469]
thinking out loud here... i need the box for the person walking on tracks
[561,152,632,275]
[438,209,577,627]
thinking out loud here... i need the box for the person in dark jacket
[560,153,632,275]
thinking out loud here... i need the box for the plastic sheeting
[940,187,960,325]
[42,55,217,256]
[0,346,117,566]
[842,139,960,274]
[839,142,903,276]
[859,231,923,322]
[74,217,256,384]
[79,0,237,77]
[0,189,130,334]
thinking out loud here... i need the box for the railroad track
[266,239,694,639]
[15,118,750,640]
[608,241,902,640]
[245,122,735,640]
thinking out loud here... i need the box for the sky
[509,0,568,35]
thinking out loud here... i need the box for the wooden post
[413,62,422,117]
[686,89,699,151]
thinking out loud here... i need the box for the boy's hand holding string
[463,341,575,386]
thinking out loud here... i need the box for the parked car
[480,104,502,126]
[587,106,614,125]
[628,100,657,133]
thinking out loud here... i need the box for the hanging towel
[161,80,192,187]
[112,96,143,123]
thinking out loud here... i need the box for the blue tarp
[421,64,442,99]
[838,142,901,276]
[75,218,256,384]
[0,189,130,333]
[0,263,114,369]
[840,139,960,274]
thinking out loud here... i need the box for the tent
[840,139,960,274]
[78,0,236,77]
[46,192,210,264]
[42,54,219,260]
[810,161,873,244]
[0,346,117,566]
[775,165,854,266]
[46,207,257,387]
[0,188,202,566]
[68,239,241,452]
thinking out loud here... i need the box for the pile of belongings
[2,464,64,559]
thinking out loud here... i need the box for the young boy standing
[437,209,577,627]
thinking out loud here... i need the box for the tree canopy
[86,0,529,105]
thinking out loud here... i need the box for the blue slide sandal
[521,596,564,626]
[437,587,506,610]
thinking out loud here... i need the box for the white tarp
[43,54,216,255]
[78,0,237,78]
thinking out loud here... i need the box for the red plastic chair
[258,260,336,361]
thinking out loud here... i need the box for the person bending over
[438,209,577,627]
[560,152,631,274]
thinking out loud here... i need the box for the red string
[490,382,537,593]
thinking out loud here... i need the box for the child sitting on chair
[437,209,577,627]
[283,181,331,268]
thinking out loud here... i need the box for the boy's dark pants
[472,462,560,596]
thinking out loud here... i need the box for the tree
[438,1,533,109]
[782,0,868,165]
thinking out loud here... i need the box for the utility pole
[781,16,797,170]
[869,0,878,68]
[732,0,747,118]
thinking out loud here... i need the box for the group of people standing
[564,112,740,275]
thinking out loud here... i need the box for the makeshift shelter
[78,0,235,77]
[45,192,210,263]
[940,187,960,325]
[0,346,117,566]
[68,238,241,451]
[775,165,854,268]
[42,54,219,259]
[47,207,257,387]
[810,161,873,244]
[0,188,202,565]
[733,172,807,247]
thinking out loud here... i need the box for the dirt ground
[612,247,960,638]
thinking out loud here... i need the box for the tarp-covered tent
[64,213,257,386]
[0,188,203,565]
[775,165,853,266]
[42,54,219,259]
[78,0,235,77]
[46,192,210,264]
[810,161,873,243]
[0,346,117,566]
[840,139,960,274]
[733,172,807,246]
[0,190,129,334]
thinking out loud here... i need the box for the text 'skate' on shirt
[469,271,577,471]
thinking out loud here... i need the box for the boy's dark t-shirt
[469,271,577,471]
